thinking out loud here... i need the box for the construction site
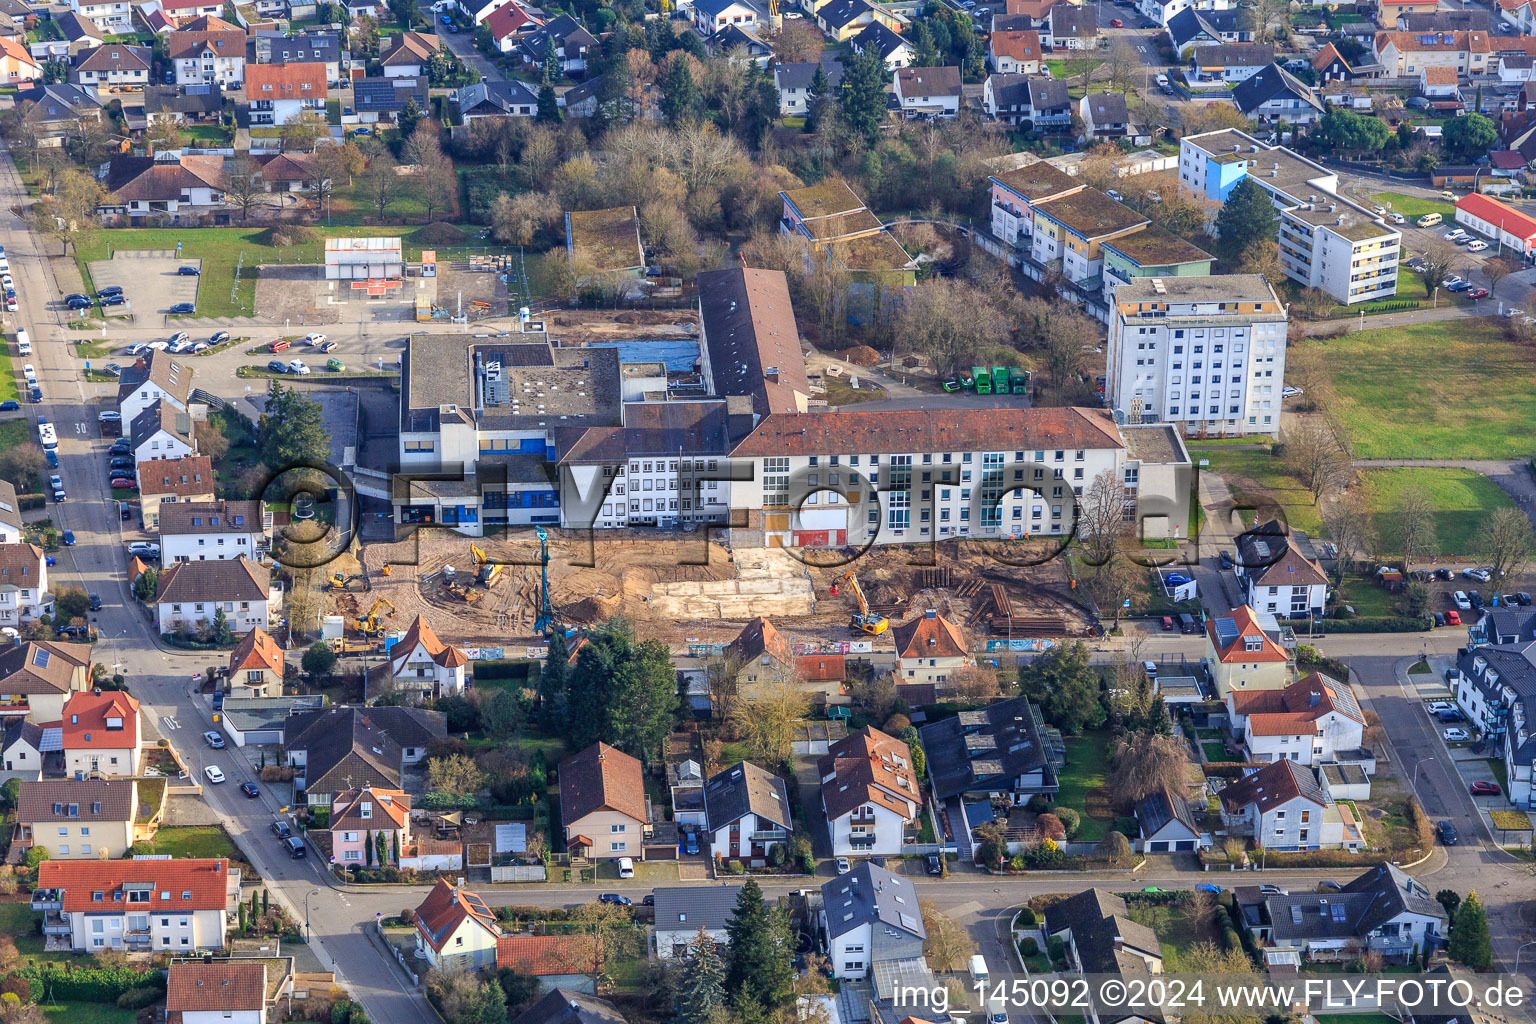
[315,529,1098,652]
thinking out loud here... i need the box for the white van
[15,330,30,356]
[37,423,56,450]
[617,857,634,879]
[970,954,989,989]
[1416,212,1441,227]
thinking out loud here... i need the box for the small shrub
[1027,794,1050,813]
[1019,937,1039,957]
[1016,907,1037,926]
[117,986,162,1010]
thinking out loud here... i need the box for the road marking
[75,422,86,434]
[161,716,180,730]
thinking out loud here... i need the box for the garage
[1146,841,1167,853]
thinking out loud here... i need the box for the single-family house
[0,36,40,83]
[0,640,92,724]
[32,858,239,952]
[559,741,647,862]
[519,15,596,75]
[1045,4,1097,48]
[142,84,224,126]
[165,961,271,1024]
[413,879,502,971]
[482,0,544,51]
[99,155,228,222]
[1226,673,1368,768]
[60,690,142,778]
[158,0,227,20]
[815,0,905,42]
[1421,64,1461,97]
[1165,7,1250,57]
[891,609,971,687]
[1079,91,1136,140]
[818,726,920,857]
[243,61,326,125]
[722,616,795,694]
[1204,604,1293,698]
[510,990,626,1024]
[154,556,270,636]
[283,705,445,804]
[1234,520,1329,618]
[1135,786,1208,852]
[1045,889,1163,973]
[1217,758,1365,850]
[1,719,42,774]
[0,544,50,625]
[494,936,593,993]
[380,31,438,77]
[15,778,138,859]
[848,22,912,69]
[130,400,196,464]
[138,455,214,530]
[71,43,150,87]
[821,862,925,980]
[386,614,468,701]
[989,28,1042,73]
[329,785,410,867]
[56,13,105,58]
[1232,62,1323,122]
[117,350,190,426]
[692,0,760,36]
[15,82,103,147]
[651,884,741,960]
[702,761,791,863]
[773,58,843,114]
[893,65,961,118]
[351,75,428,124]
[1237,864,1447,962]
[0,481,18,544]
[1190,42,1274,81]
[255,152,326,193]
[226,626,284,698]
[457,79,538,119]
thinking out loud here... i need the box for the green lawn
[152,825,240,860]
[71,226,476,320]
[42,1005,136,1024]
[180,125,229,143]
[0,344,16,403]
[1333,571,1401,618]
[1370,191,1453,222]
[1201,741,1226,762]
[1360,468,1516,556]
[1186,439,1322,536]
[1056,729,1113,841]
[0,419,27,449]
[1300,319,1536,459]
[1046,58,1102,81]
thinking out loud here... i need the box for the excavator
[831,571,888,636]
[326,571,368,592]
[470,543,500,587]
[353,598,396,636]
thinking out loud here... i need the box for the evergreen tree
[839,45,889,145]
[539,630,568,732]
[391,831,400,864]
[1448,891,1492,969]
[1017,641,1106,733]
[257,380,332,469]
[476,977,507,1024]
[560,617,677,761]
[662,58,700,126]
[910,20,939,67]
[365,830,375,867]
[397,97,425,140]
[375,830,388,866]
[537,83,561,122]
[806,64,830,131]
[261,889,269,914]
[723,879,794,1009]
[542,36,560,83]
[238,902,247,933]
[674,929,727,1024]
[1213,177,1280,266]
[211,607,232,645]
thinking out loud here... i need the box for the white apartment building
[33,858,238,953]
[158,500,268,563]
[1178,128,1399,304]
[0,543,50,625]
[70,0,132,33]
[1105,275,1289,438]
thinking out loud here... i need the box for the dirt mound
[838,345,880,366]
[414,222,470,245]
[260,225,319,247]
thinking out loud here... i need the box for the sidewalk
[1302,303,1486,336]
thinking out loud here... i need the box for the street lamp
[304,888,321,945]
[1515,940,1536,976]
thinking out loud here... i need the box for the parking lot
[86,255,201,325]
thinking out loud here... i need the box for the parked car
[1282,386,1304,397]
[1453,590,1471,610]
[178,266,200,276]
[1160,616,1174,631]
[303,333,327,346]
[128,541,160,558]
[1433,611,1446,627]
[1195,883,1224,894]
[1164,573,1191,586]
[1436,820,1458,844]
[61,530,74,546]
[1517,592,1532,606]
[88,593,101,611]
[1438,709,1464,723]
[103,363,122,378]
[1468,287,1490,299]
[203,730,225,748]
[1447,610,1462,625]
[0,402,15,412]
[326,358,345,372]
[209,331,231,344]
[1110,16,1124,24]
[268,340,291,353]
[1218,550,1234,569]
[598,893,631,906]
[204,765,225,784]
[319,341,339,353]
[110,477,137,490]
[1463,567,1492,581]
[1470,781,1501,795]
[267,360,289,374]
[835,857,851,874]
[1143,660,1158,678]
[1427,702,1455,715]
[288,360,310,375]
[925,854,943,876]
[100,294,126,307]
[1443,727,1471,742]
[168,302,196,314]
[272,820,293,839]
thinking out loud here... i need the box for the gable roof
[849,20,910,59]
[166,26,244,60]
[1236,519,1328,587]
[1044,889,1161,970]
[495,935,591,976]
[991,28,1041,61]
[143,83,223,115]
[1206,604,1289,663]
[391,614,468,674]
[166,962,267,1012]
[817,725,917,819]
[353,74,427,113]
[703,761,791,832]
[1233,63,1321,113]
[16,777,135,824]
[19,83,100,122]
[413,879,500,951]
[697,267,808,419]
[331,785,409,830]
[820,862,925,941]
[509,989,626,1024]
[1193,42,1273,67]
[1313,41,1353,71]
[891,611,967,660]
[484,1,543,40]
[1229,672,1364,732]
[1136,786,1200,838]
[918,695,1060,800]
[725,616,791,667]
[651,883,742,933]
[58,12,104,42]
[62,690,139,750]
[158,498,261,537]
[381,30,439,65]
[1218,758,1326,814]
[75,42,149,72]
[262,32,341,64]
[1082,91,1129,124]
[895,65,962,98]
[155,556,269,605]
[130,397,194,448]
[1457,191,1536,239]
[0,542,43,593]
[0,640,89,695]
[1166,6,1241,47]
[244,61,327,97]
[1048,4,1094,36]
[229,626,284,677]
[139,455,214,498]
[119,349,191,406]
[36,857,232,913]
[458,78,538,113]
[283,705,445,791]
[0,36,37,68]
[559,741,646,824]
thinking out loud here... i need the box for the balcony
[750,829,789,842]
[31,891,61,912]
[40,912,69,935]
[848,834,878,849]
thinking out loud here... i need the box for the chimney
[1113,936,1125,950]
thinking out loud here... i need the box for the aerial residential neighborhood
[0,0,1530,1019]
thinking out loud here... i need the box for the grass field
[1360,468,1515,556]
[1370,191,1453,222]
[1186,439,1322,536]
[1056,729,1113,841]
[153,825,241,860]
[0,344,16,403]
[1046,59,1103,81]
[42,1004,136,1024]
[1300,319,1536,458]
[71,225,482,320]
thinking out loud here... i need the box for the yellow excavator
[831,571,888,636]
[353,598,396,636]
[327,571,367,592]
[470,543,500,587]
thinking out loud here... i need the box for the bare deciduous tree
[920,900,976,973]
[1283,420,1350,504]
[948,666,1000,701]
[221,156,266,224]
[1109,733,1190,811]
[1418,239,1464,296]
[1321,487,1376,582]
[1479,506,1535,583]
[731,674,810,764]
[1396,485,1438,571]
[1483,255,1519,297]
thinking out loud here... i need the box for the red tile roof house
[328,785,410,869]
[412,879,501,971]
[386,615,468,701]
[244,62,327,125]
[380,30,439,78]
[166,960,277,1024]
[139,455,215,530]
[559,742,646,862]
[496,935,595,993]
[158,0,227,21]
[817,726,920,858]
[227,626,284,697]
[56,690,141,777]
[32,857,240,952]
